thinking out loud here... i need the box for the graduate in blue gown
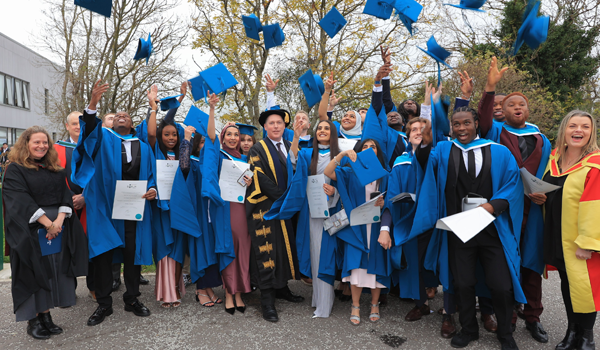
[140,85,187,308]
[72,80,156,325]
[324,138,391,326]
[264,119,342,318]
[409,106,526,349]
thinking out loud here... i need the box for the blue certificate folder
[38,228,63,256]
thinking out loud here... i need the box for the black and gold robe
[246,139,299,290]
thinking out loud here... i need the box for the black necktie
[468,150,476,179]
[518,136,529,162]
[276,142,286,163]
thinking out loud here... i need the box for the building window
[45,89,49,115]
[5,76,14,106]
[0,73,4,106]
[23,82,29,109]
[15,79,23,108]
[0,72,31,110]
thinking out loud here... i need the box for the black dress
[3,162,88,321]
[541,173,568,271]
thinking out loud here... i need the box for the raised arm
[146,85,159,148]
[480,57,508,137]
[371,63,393,116]
[178,81,188,103]
[323,150,356,181]
[380,46,395,114]
[207,92,219,143]
[83,79,110,137]
[318,72,337,121]
[265,74,279,110]
[290,117,306,159]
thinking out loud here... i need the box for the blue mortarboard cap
[363,0,396,20]
[393,0,423,35]
[512,0,549,55]
[349,147,388,187]
[298,70,325,108]
[242,14,263,41]
[319,7,348,39]
[75,0,112,18]
[133,33,152,65]
[236,123,258,136]
[418,36,453,84]
[184,106,209,137]
[444,0,487,12]
[188,63,238,102]
[159,94,183,111]
[263,23,286,50]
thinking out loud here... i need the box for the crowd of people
[3,51,600,350]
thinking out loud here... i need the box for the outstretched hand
[293,118,306,134]
[147,85,158,108]
[325,72,337,92]
[432,84,443,104]
[485,56,508,92]
[380,45,391,64]
[458,71,473,99]
[89,79,110,110]
[207,91,220,108]
[423,81,433,105]
[329,90,341,107]
[265,74,279,92]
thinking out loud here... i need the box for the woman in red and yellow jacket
[530,110,599,350]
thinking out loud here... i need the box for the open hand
[486,56,508,91]
[380,45,391,64]
[89,79,110,110]
[329,90,341,107]
[265,74,279,92]
[458,71,473,99]
[344,150,357,162]
[423,81,433,105]
[325,72,337,92]
[147,85,158,108]
[208,91,220,108]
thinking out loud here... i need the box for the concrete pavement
[0,272,594,349]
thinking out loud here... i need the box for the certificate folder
[38,228,63,256]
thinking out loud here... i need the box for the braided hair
[397,99,421,125]
[451,106,480,136]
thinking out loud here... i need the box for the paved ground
[0,272,597,350]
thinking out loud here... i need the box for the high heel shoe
[236,299,246,314]
[225,295,235,315]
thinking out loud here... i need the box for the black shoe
[275,288,304,303]
[236,298,246,313]
[556,323,578,350]
[27,317,51,339]
[38,312,63,334]
[112,279,121,292]
[87,306,113,326]
[139,275,150,285]
[262,304,279,322]
[124,300,151,317]
[500,336,519,350]
[579,328,595,350]
[526,321,549,343]
[450,331,479,348]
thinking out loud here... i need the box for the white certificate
[219,159,251,203]
[112,180,148,221]
[307,174,330,218]
[391,192,416,203]
[338,138,357,152]
[435,207,496,243]
[520,168,562,195]
[156,160,179,201]
[350,192,385,226]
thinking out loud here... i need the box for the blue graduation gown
[409,139,526,303]
[484,122,551,274]
[335,165,391,288]
[264,148,342,285]
[72,118,155,265]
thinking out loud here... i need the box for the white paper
[391,192,416,203]
[156,160,179,200]
[435,207,496,243]
[219,159,251,203]
[350,192,385,226]
[307,174,330,218]
[112,180,148,221]
[520,168,562,195]
[338,138,357,152]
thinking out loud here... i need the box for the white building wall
[0,32,62,145]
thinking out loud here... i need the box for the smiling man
[246,109,303,323]
[479,57,552,344]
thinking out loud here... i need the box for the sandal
[370,302,380,322]
[195,292,215,307]
[160,302,172,309]
[350,304,361,326]
[210,294,223,305]
[171,300,181,308]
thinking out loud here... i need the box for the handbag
[461,193,488,212]
[323,209,349,236]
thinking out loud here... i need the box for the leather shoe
[275,289,304,303]
[556,323,578,350]
[580,328,595,350]
[262,304,279,322]
[426,287,437,299]
[87,306,113,326]
[405,304,431,321]
[27,317,51,339]
[124,300,151,317]
[526,321,548,343]
[112,278,121,292]
[481,313,498,333]
[500,336,519,350]
[38,312,63,334]
[139,275,150,285]
[450,331,478,348]
[441,314,457,339]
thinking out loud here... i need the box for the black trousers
[449,230,514,341]
[86,261,95,291]
[92,221,141,308]
[112,263,121,281]
[558,269,597,329]
[416,230,433,307]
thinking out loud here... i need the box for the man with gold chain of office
[246,108,303,322]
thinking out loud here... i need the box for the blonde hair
[405,117,430,139]
[556,110,599,163]
[8,126,63,172]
